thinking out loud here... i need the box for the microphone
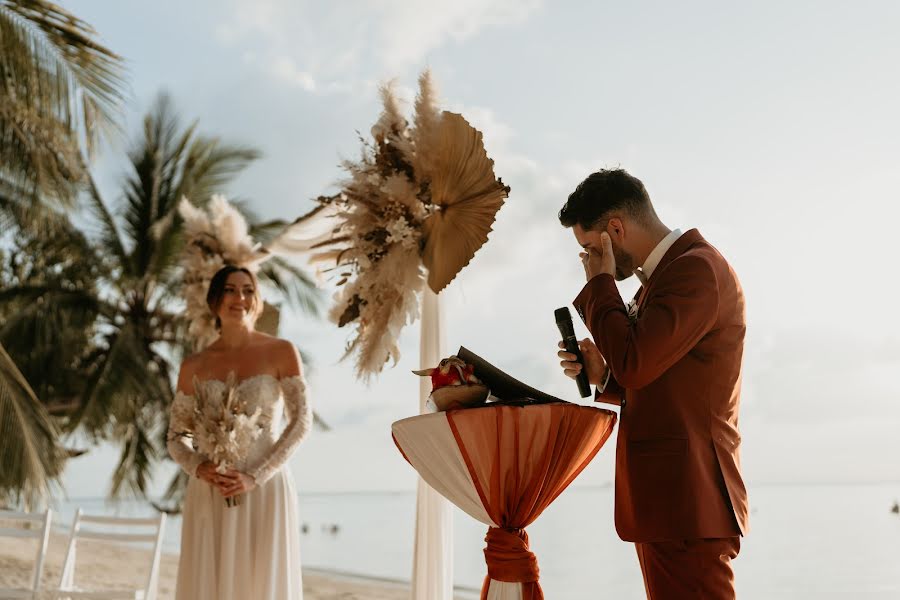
[555,307,592,398]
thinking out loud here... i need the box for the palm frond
[0,1,126,223]
[174,138,260,205]
[109,416,158,499]
[72,323,171,437]
[0,285,110,318]
[84,173,129,268]
[0,174,71,236]
[152,470,188,514]
[249,218,291,244]
[0,341,66,509]
[1,0,126,155]
[256,256,323,318]
[312,412,331,432]
[0,95,83,203]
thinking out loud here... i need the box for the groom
[557,169,748,599]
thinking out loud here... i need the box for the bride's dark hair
[206,265,263,329]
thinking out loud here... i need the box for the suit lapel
[633,286,646,307]
[636,229,704,309]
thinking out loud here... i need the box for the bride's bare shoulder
[252,332,294,352]
[177,350,210,392]
[252,333,302,375]
[180,348,213,369]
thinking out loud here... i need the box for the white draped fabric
[411,288,455,600]
[393,413,493,526]
[394,412,522,600]
[485,581,527,600]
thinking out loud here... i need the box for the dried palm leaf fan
[419,111,509,293]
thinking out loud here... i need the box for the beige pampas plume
[414,70,440,138]
[411,69,441,177]
[372,80,406,139]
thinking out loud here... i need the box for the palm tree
[0,0,126,508]
[1,94,323,502]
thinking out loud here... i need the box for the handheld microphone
[555,307,592,398]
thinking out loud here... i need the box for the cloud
[741,328,900,423]
[214,0,543,92]
[372,0,542,71]
[269,56,317,91]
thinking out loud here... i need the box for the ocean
[54,482,900,598]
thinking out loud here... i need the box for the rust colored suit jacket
[573,229,749,543]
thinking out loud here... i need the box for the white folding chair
[0,508,53,599]
[48,508,166,600]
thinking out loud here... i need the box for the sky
[57,0,900,498]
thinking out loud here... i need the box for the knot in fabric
[483,526,539,583]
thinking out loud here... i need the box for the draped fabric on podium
[392,403,617,600]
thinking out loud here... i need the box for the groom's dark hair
[558,168,655,230]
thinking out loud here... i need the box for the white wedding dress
[167,374,311,600]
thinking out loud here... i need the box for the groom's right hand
[558,338,608,385]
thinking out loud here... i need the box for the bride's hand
[220,469,257,498]
[196,461,234,491]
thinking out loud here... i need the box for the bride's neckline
[197,373,283,388]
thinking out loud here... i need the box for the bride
[167,265,311,600]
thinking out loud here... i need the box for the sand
[0,531,474,599]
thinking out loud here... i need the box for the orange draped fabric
[445,403,616,600]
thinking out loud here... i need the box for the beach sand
[0,531,473,599]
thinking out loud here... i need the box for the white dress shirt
[634,228,683,285]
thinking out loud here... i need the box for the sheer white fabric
[168,392,206,477]
[248,376,311,485]
[412,288,454,600]
[392,413,495,526]
[167,374,308,600]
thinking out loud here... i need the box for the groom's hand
[580,231,616,280]
[558,338,608,385]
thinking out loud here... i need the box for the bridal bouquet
[172,373,265,507]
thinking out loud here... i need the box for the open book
[456,346,565,404]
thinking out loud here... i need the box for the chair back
[0,508,53,598]
[57,508,166,600]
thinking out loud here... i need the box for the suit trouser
[635,537,741,600]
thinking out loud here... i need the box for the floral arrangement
[170,372,264,507]
[270,71,510,380]
[177,194,271,351]
[414,356,488,412]
[413,356,482,390]
[626,297,640,323]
